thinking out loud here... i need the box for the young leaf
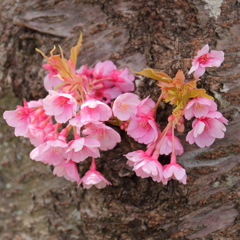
[132,68,172,83]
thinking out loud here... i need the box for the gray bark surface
[0,0,240,239]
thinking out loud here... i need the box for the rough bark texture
[0,0,240,239]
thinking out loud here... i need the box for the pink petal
[193,120,205,137]
[195,131,215,147]
[197,44,209,56]
[210,50,224,63]
[188,62,199,75]
[172,165,186,180]
[186,130,195,144]
[193,66,206,79]
[193,105,209,118]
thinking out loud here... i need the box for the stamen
[118,103,129,111]
[199,54,211,64]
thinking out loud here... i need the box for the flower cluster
[3,36,227,189]
[3,35,132,188]
[123,44,226,185]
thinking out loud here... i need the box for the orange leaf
[132,68,172,83]
[175,70,185,82]
[70,32,83,66]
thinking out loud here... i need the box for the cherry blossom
[80,98,112,123]
[137,97,155,114]
[186,111,228,147]
[83,122,121,150]
[30,136,68,166]
[3,102,34,137]
[125,150,149,167]
[43,90,77,123]
[66,136,100,163]
[184,97,217,120]
[133,157,163,182]
[93,60,117,79]
[101,87,122,101]
[76,65,93,77]
[112,93,140,121]
[159,133,184,156]
[162,154,187,185]
[53,160,81,184]
[112,68,135,93]
[126,96,159,144]
[80,158,111,189]
[127,114,159,144]
[189,44,224,79]
[69,114,83,127]
[25,122,55,147]
[42,64,63,91]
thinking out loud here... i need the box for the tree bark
[0,0,240,239]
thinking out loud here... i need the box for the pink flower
[53,160,81,184]
[162,163,187,185]
[76,65,93,77]
[127,113,158,144]
[159,133,184,156]
[133,157,163,182]
[69,114,83,128]
[162,164,187,185]
[186,111,228,147]
[3,102,33,136]
[43,90,77,123]
[43,64,63,91]
[162,154,187,185]
[125,150,147,167]
[112,93,140,121]
[112,68,135,93]
[26,122,55,147]
[26,100,49,124]
[93,60,117,78]
[66,136,100,163]
[30,136,68,166]
[189,44,224,79]
[87,87,112,104]
[81,171,111,189]
[69,114,84,135]
[80,159,111,189]
[83,122,121,150]
[80,98,112,123]
[101,87,122,100]
[126,96,159,144]
[184,97,217,120]
[27,99,44,108]
[125,149,163,182]
[88,63,135,102]
[137,97,155,114]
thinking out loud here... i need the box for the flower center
[199,54,211,64]
[53,147,60,153]
[98,129,106,139]
[56,96,68,106]
[118,102,129,111]
[195,103,204,109]
[16,108,29,120]
[140,118,150,130]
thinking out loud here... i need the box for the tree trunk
[0,0,240,239]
